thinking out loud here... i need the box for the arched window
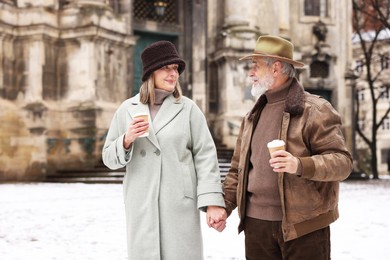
[133,0,177,24]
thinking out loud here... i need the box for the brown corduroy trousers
[244,217,330,260]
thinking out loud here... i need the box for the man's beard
[251,73,274,98]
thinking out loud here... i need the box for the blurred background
[0,0,389,183]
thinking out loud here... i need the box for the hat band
[254,51,292,60]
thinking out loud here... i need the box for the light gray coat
[102,94,225,260]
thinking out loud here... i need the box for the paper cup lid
[267,139,285,148]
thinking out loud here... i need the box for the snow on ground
[0,179,389,260]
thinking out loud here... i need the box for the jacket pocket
[284,176,322,222]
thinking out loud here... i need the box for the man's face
[248,58,274,97]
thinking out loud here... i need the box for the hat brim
[142,58,186,82]
[239,53,305,68]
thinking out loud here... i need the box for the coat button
[140,150,146,157]
[154,150,160,156]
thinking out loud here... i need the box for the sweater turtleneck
[265,78,292,104]
[246,78,292,221]
[149,88,173,121]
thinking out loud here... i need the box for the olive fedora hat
[240,35,305,68]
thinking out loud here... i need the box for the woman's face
[153,64,179,91]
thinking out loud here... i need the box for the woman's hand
[123,118,149,149]
[206,206,227,232]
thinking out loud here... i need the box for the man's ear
[273,61,282,75]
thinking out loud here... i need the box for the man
[222,35,353,259]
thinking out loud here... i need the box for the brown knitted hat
[141,41,186,82]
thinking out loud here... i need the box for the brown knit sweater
[246,79,292,221]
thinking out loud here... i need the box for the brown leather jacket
[223,78,353,241]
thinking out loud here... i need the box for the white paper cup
[267,139,285,158]
[133,112,149,137]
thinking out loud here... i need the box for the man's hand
[206,206,227,232]
[269,150,300,175]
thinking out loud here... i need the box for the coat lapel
[126,95,160,149]
[152,95,184,135]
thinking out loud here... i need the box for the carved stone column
[209,0,260,148]
[191,0,208,112]
[48,0,136,172]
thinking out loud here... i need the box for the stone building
[0,0,353,181]
[351,29,390,175]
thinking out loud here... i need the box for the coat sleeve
[222,118,245,216]
[299,100,353,181]
[102,108,133,170]
[188,103,225,211]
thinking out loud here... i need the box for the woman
[102,41,226,260]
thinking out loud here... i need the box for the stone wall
[0,1,134,181]
[0,100,46,181]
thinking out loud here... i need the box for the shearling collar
[248,77,305,120]
[284,77,305,116]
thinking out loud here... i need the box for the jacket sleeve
[188,103,225,211]
[102,108,133,170]
[299,100,353,181]
[223,119,245,216]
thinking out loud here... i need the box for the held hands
[123,118,149,149]
[269,150,300,175]
[206,206,227,232]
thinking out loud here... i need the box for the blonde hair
[139,74,182,104]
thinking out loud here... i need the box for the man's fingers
[212,221,227,232]
[212,220,226,229]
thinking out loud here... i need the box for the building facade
[0,0,353,181]
[352,30,390,175]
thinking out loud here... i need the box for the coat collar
[248,77,305,120]
[152,94,183,134]
[284,78,305,117]
[127,94,184,148]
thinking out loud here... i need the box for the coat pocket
[181,164,195,199]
